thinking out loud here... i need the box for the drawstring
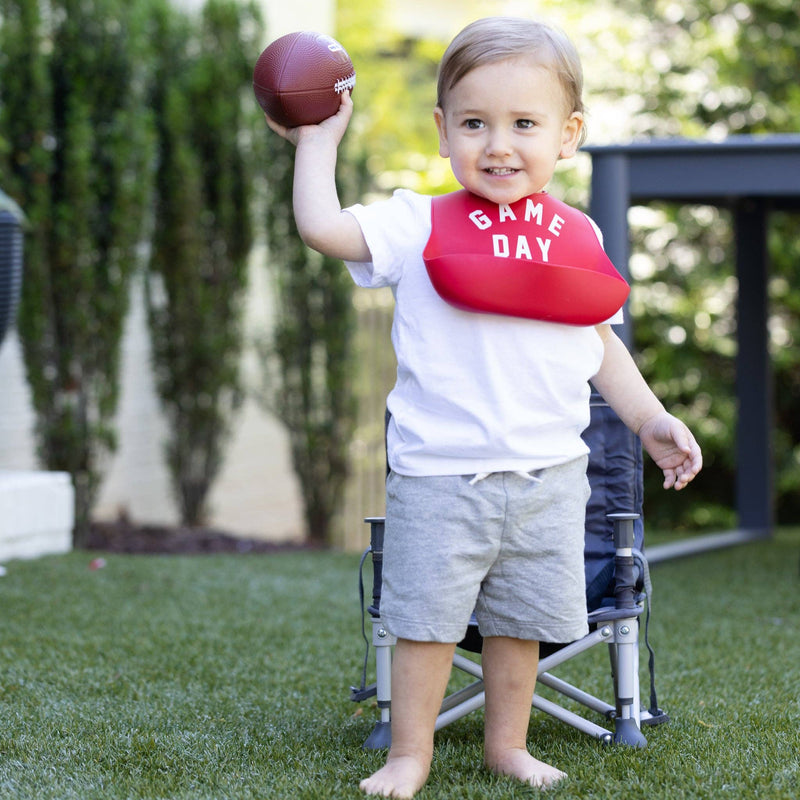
[468,470,543,486]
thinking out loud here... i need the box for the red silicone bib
[423,190,629,325]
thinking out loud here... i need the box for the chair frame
[352,513,666,750]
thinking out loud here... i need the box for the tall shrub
[146,0,260,525]
[262,136,361,544]
[0,0,153,544]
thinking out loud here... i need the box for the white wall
[384,0,540,39]
[91,251,305,541]
[0,250,306,542]
[173,0,334,38]
[0,334,37,474]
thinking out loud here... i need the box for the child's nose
[485,128,513,157]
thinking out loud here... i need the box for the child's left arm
[591,324,703,491]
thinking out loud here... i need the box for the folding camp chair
[351,394,669,749]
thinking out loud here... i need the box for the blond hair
[436,17,586,143]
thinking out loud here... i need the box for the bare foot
[486,747,567,788]
[359,755,430,798]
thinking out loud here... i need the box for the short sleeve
[343,189,431,288]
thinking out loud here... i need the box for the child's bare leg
[360,638,456,799]
[482,636,567,788]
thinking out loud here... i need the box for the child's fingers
[264,112,292,140]
[669,453,702,491]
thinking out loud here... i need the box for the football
[253,31,356,127]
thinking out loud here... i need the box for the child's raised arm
[265,92,371,263]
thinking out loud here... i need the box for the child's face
[433,58,583,205]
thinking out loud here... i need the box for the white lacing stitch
[335,73,357,94]
[468,470,543,486]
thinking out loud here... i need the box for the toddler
[266,16,702,798]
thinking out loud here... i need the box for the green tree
[338,0,446,195]
[146,0,261,525]
[333,0,800,534]
[603,0,800,531]
[261,132,362,545]
[0,0,154,544]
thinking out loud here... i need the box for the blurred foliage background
[336,0,800,536]
[1,0,798,543]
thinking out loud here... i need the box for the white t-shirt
[344,189,621,478]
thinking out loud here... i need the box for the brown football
[253,31,356,127]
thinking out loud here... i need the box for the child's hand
[264,91,353,148]
[638,411,703,491]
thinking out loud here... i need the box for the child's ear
[559,112,584,159]
[434,107,450,158]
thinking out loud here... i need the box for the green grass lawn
[0,529,798,799]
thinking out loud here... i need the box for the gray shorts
[380,457,590,644]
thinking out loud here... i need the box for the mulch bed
[86,518,318,555]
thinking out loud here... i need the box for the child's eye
[464,118,484,130]
[516,119,536,129]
